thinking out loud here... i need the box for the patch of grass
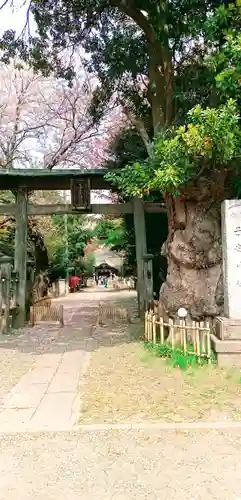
[144,341,216,370]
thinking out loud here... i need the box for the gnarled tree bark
[160,170,230,319]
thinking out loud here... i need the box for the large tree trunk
[159,172,229,319]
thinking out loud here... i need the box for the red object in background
[69,276,81,289]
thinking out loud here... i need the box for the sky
[0,1,33,35]
[0,1,113,205]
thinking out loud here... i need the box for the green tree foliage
[2,0,235,201]
[205,3,241,104]
[104,3,241,198]
[0,0,227,134]
[0,217,15,257]
[1,1,236,196]
[84,252,96,276]
[48,215,92,279]
[93,217,128,251]
[106,100,241,196]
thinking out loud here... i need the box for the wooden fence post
[148,311,153,341]
[152,313,156,344]
[169,318,174,348]
[192,321,196,352]
[145,311,148,340]
[179,318,184,345]
[147,311,150,341]
[160,316,164,344]
[182,319,187,354]
[206,321,211,364]
[200,321,205,354]
[195,322,200,362]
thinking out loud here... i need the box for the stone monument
[212,200,241,367]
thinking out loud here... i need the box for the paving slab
[0,408,35,427]
[20,367,57,385]
[37,353,63,368]
[3,383,48,410]
[61,349,85,361]
[30,392,76,429]
[48,372,80,393]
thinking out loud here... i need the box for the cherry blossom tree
[0,60,123,171]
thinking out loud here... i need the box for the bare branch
[0,0,11,9]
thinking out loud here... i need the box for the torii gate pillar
[13,189,28,328]
[133,197,148,318]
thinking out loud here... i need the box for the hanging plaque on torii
[70,178,91,210]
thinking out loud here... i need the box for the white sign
[222,200,241,318]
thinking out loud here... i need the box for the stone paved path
[0,291,99,432]
[0,289,136,432]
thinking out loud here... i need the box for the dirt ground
[80,296,241,423]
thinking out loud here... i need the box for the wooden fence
[0,263,66,333]
[145,309,211,363]
[97,302,131,326]
[30,300,64,327]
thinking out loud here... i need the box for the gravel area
[81,319,241,423]
[0,428,241,499]
[0,350,33,404]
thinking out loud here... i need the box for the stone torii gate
[0,169,166,326]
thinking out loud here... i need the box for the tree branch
[110,0,156,43]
